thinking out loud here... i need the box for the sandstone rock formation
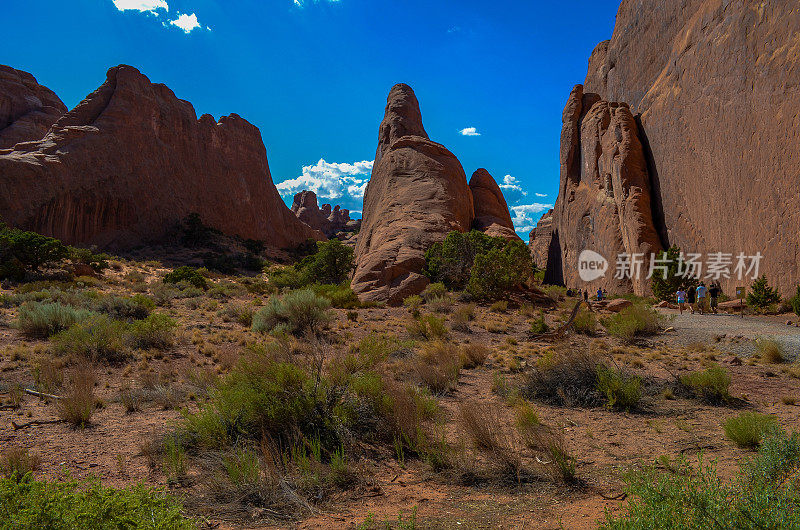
[291,190,358,237]
[352,84,474,304]
[469,168,521,242]
[0,65,322,250]
[0,65,67,149]
[548,0,800,295]
[528,209,553,270]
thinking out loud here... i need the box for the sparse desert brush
[529,313,549,335]
[489,300,508,313]
[218,302,254,327]
[460,343,490,368]
[523,348,602,407]
[406,313,448,340]
[755,337,786,363]
[421,282,447,302]
[252,289,331,336]
[572,308,597,335]
[30,354,64,393]
[596,365,642,411]
[723,412,779,449]
[1,446,41,481]
[127,313,178,350]
[163,266,208,289]
[460,402,521,475]
[17,302,94,337]
[450,304,475,332]
[52,315,129,363]
[310,282,361,309]
[403,294,423,316]
[516,420,577,484]
[427,295,453,314]
[680,364,732,404]
[413,341,461,394]
[602,303,662,342]
[58,367,97,428]
[93,294,154,321]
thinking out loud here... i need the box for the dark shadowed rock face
[0,65,322,250]
[352,84,474,305]
[469,168,521,242]
[291,190,357,237]
[574,0,800,294]
[0,65,67,149]
[535,84,662,294]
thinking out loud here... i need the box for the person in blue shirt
[696,282,708,314]
[676,288,687,314]
[596,288,603,301]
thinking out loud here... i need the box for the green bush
[596,365,642,411]
[602,303,662,342]
[265,265,306,290]
[465,240,533,300]
[680,364,732,404]
[650,245,698,302]
[127,313,178,350]
[530,314,549,335]
[17,302,94,337]
[67,246,111,273]
[52,315,128,362]
[724,412,779,449]
[421,282,447,302]
[299,239,354,285]
[424,230,505,289]
[572,308,597,335]
[601,429,800,529]
[252,289,331,336]
[163,266,207,289]
[0,226,68,280]
[747,275,782,310]
[0,477,193,529]
[406,314,448,340]
[789,285,800,318]
[311,283,361,309]
[93,294,154,321]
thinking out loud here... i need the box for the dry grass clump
[0,446,41,481]
[723,412,778,449]
[460,343,490,368]
[406,314,448,341]
[523,348,602,407]
[57,367,97,428]
[450,304,475,332]
[413,341,461,394]
[755,338,786,364]
[460,402,521,477]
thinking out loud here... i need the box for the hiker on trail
[583,289,589,303]
[687,285,697,314]
[597,288,603,301]
[696,282,708,314]
[709,282,721,314]
[676,288,687,314]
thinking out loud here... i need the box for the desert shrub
[450,304,475,332]
[572,308,597,335]
[311,283,360,309]
[523,349,601,407]
[517,421,577,483]
[650,245,698,302]
[403,295,423,316]
[790,285,800,318]
[0,477,192,529]
[299,239,354,285]
[724,412,779,449]
[163,266,207,289]
[17,302,94,337]
[602,303,662,342]
[747,274,782,310]
[596,365,642,411]
[755,337,786,363]
[413,341,461,394]
[218,303,254,327]
[57,368,96,429]
[207,281,247,300]
[67,246,111,273]
[424,230,504,289]
[680,364,732,404]
[529,314,549,334]
[406,314,448,341]
[1,447,40,482]
[126,313,177,350]
[52,315,128,362]
[426,295,453,314]
[489,300,508,313]
[466,240,533,301]
[601,429,800,529]
[421,282,447,302]
[93,294,154,321]
[265,265,306,290]
[460,402,521,475]
[0,226,68,280]
[252,289,331,336]
[459,343,489,368]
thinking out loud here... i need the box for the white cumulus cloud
[293,0,341,7]
[112,0,168,14]
[170,12,201,33]
[510,203,553,235]
[498,174,526,196]
[459,127,481,137]
[535,192,548,197]
[277,158,373,205]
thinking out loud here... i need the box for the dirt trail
[657,309,800,360]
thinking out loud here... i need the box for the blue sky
[2,0,619,239]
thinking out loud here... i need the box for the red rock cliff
[0,65,321,250]
[0,65,66,149]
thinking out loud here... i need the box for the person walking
[696,282,708,315]
[687,285,697,314]
[596,288,603,301]
[709,282,721,314]
[676,288,687,314]
[583,289,589,303]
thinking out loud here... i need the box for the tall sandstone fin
[0,65,322,250]
[469,168,521,242]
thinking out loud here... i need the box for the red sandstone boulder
[606,298,632,312]
[352,84,474,305]
[0,65,322,250]
[469,168,521,242]
[291,190,357,238]
[0,65,67,149]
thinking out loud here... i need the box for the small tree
[424,230,505,290]
[790,286,800,318]
[300,239,354,285]
[466,240,533,300]
[0,226,68,280]
[746,275,781,310]
[650,245,698,302]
